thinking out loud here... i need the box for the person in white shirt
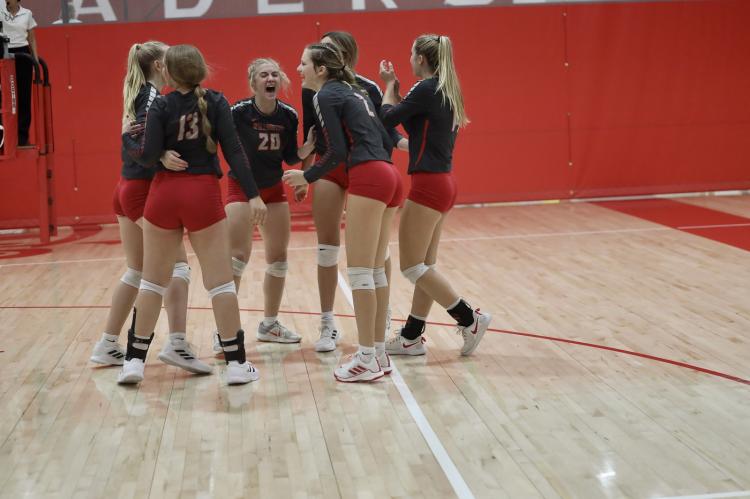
[2,0,38,145]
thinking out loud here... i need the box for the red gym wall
[1,0,749,228]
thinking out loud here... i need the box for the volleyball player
[120,45,266,385]
[212,57,315,352]
[379,34,492,357]
[91,41,210,376]
[301,31,407,353]
[284,43,401,381]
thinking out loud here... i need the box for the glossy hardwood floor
[0,196,748,499]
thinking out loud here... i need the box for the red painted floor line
[596,198,750,251]
[426,319,749,386]
[1,305,747,386]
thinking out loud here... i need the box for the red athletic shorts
[407,172,457,213]
[348,161,402,208]
[144,172,225,232]
[321,162,349,189]
[226,177,288,205]
[112,177,151,222]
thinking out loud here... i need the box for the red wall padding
[567,1,750,198]
[1,1,749,228]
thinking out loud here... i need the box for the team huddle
[91,31,492,385]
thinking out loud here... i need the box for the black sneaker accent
[219,330,247,364]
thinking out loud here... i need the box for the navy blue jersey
[302,87,327,156]
[121,83,159,180]
[123,88,259,199]
[230,97,301,189]
[354,73,403,150]
[302,73,399,158]
[303,80,392,184]
[380,77,458,174]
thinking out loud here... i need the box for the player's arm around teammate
[120,45,265,385]
[91,41,209,377]
[379,35,492,357]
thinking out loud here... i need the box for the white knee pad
[318,244,340,267]
[373,267,388,288]
[402,263,430,284]
[139,279,167,296]
[171,262,191,284]
[231,257,247,277]
[347,267,375,291]
[266,261,288,278]
[384,247,391,261]
[120,268,142,289]
[208,281,237,299]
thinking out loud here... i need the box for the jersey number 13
[178,112,200,141]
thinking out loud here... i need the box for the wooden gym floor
[0,195,748,499]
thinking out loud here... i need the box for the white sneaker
[90,339,126,365]
[385,331,427,356]
[377,352,393,375]
[257,320,301,343]
[225,361,260,385]
[212,331,223,356]
[117,358,145,384]
[459,309,492,356]
[158,336,213,374]
[334,352,384,382]
[314,323,341,352]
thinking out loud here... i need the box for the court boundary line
[336,272,476,499]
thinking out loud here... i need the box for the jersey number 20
[258,132,281,151]
[178,112,200,141]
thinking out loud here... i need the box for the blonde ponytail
[195,85,216,154]
[122,41,168,121]
[122,44,145,121]
[436,36,469,128]
[414,34,469,129]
